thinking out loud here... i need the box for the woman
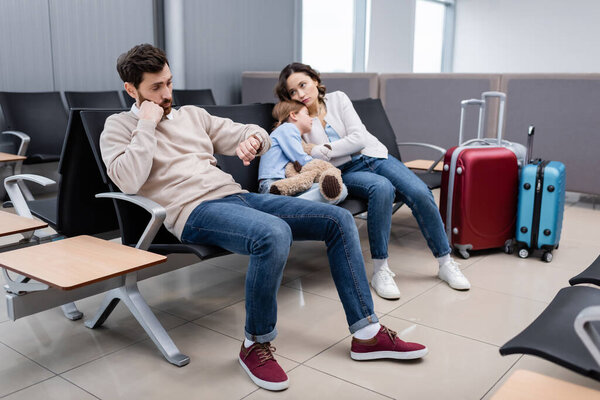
[275,62,470,299]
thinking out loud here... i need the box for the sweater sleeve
[100,114,157,194]
[201,109,271,156]
[275,125,313,166]
[327,92,370,158]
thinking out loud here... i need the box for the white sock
[354,323,381,340]
[437,254,452,268]
[244,338,255,348]
[372,258,389,276]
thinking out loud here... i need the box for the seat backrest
[81,104,275,247]
[203,103,276,193]
[81,109,182,247]
[351,98,401,161]
[64,91,124,110]
[54,108,121,237]
[121,90,136,107]
[173,89,216,106]
[0,91,68,163]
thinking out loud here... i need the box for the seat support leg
[60,302,83,320]
[85,273,189,367]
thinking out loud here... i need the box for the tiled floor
[1,191,600,399]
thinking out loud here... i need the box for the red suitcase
[440,92,519,259]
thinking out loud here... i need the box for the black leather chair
[351,98,444,190]
[570,255,600,286]
[500,286,600,382]
[79,105,278,259]
[0,91,68,164]
[173,89,216,106]
[121,90,135,107]
[64,91,125,110]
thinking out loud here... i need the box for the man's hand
[138,100,164,124]
[236,135,262,166]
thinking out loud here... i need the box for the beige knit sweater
[100,106,270,239]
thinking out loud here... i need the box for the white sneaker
[438,259,471,290]
[371,266,401,299]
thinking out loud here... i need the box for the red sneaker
[239,342,289,391]
[351,325,428,360]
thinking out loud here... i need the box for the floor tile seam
[55,321,196,375]
[279,280,345,304]
[52,375,102,400]
[300,364,396,399]
[0,375,58,399]
[146,304,197,323]
[189,297,246,322]
[463,284,552,305]
[188,318,246,344]
[478,354,523,400]
[385,314,510,348]
[299,332,352,366]
[382,280,445,311]
[0,340,57,376]
[148,298,244,323]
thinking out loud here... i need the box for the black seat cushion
[500,286,600,381]
[570,255,600,286]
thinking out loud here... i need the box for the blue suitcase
[514,127,566,262]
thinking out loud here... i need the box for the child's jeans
[258,179,348,205]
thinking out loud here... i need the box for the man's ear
[124,82,137,101]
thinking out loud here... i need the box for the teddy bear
[268,142,344,202]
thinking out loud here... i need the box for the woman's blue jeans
[180,193,377,343]
[339,154,451,260]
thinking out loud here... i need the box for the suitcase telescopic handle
[526,125,535,164]
[459,99,484,145]
[481,91,506,145]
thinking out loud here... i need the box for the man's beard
[138,93,172,116]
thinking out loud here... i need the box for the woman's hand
[310,143,332,161]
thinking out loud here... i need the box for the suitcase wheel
[458,249,470,259]
[542,252,553,263]
[518,248,529,259]
[504,240,514,255]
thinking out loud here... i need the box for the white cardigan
[302,91,388,167]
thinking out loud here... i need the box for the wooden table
[0,152,26,163]
[0,210,47,237]
[0,235,167,290]
[404,159,443,172]
[491,369,600,399]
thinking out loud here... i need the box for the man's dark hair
[116,44,169,88]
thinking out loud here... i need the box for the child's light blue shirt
[258,123,313,180]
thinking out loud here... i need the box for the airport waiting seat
[64,90,125,110]
[570,255,600,286]
[499,286,600,382]
[121,90,136,107]
[0,91,68,164]
[173,89,216,106]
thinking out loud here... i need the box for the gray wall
[0,0,154,92]
[0,0,296,104]
[182,0,296,104]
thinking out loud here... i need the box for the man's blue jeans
[339,154,451,259]
[180,193,378,343]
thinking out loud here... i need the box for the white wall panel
[454,0,600,73]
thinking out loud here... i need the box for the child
[258,100,348,204]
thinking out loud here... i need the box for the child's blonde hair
[271,100,307,130]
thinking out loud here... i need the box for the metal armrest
[575,305,600,367]
[397,142,446,173]
[2,130,30,157]
[4,174,55,220]
[96,192,166,251]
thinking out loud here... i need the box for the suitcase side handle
[459,99,484,145]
